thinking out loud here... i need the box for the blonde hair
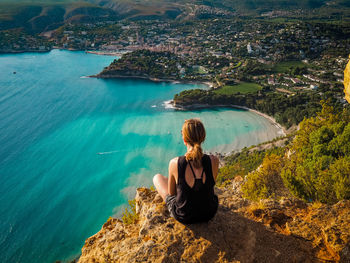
[182,118,206,168]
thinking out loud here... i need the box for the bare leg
[153,173,169,201]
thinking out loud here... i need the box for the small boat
[13,71,16,74]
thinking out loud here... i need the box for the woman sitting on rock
[153,118,219,224]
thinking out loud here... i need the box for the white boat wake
[97,150,121,155]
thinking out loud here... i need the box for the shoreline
[91,73,215,88]
[167,101,287,136]
[1,48,215,89]
[0,49,51,54]
[85,50,130,57]
[0,48,123,55]
[3,48,284,137]
[92,72,286,137]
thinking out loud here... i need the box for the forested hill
[0,2,118,33]
[1,0,350,33]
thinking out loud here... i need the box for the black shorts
[165,195,176,218]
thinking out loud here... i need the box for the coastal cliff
[79,182,350,263]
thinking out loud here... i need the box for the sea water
[0,50,280,262]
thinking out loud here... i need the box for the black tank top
[172,154,218,224]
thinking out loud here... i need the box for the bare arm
[168,157,178,196]
[210,155,219,181]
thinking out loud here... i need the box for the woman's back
[153,118,219,224]
[173,154,218,224]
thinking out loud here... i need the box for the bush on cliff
[281,101,350,204]
[217,147,285,186]
[241,154,286,201]
[122,199,139,224]
[228,101,350,204]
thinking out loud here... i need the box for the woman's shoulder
[169,156,179,165]
[169,156,182,167]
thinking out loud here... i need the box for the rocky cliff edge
[78,178,350,263]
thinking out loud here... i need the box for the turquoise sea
[0,50,281,262]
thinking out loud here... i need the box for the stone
[344,55,350,103]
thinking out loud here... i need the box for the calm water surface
[0,50,280,262]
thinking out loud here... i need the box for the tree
[281,102,350,204]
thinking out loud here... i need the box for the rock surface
[78,179,350,263]
[345,56,350,103]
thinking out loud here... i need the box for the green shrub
[281,102,350,204]
[241,154,285,201]
[121,199,139,224]
[217,147,285,186]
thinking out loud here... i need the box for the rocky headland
[92,50,180,81]
[78,180,350,263]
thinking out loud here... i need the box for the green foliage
[174,87,327,128]
[121,199,139,224]
[217,147,285,185]
[241,154,285,201]
[281,101,350,204]
[103,50,181,79]
[214,82,261,95]
[270,61,306,74]
[0,1,115,33]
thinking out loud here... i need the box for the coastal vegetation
[241,154,285,201]
[281,102,350,203]
[218,102,350,205]
[97,49,182,79]
[121,199,139,224]
[217,146,285,186]
[174,89,327,128]
[214,82,262,95]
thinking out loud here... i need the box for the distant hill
[95,0,350,14]
[0,2,118,33]
[1,0,350,34]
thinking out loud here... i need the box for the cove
[0,50,281,262]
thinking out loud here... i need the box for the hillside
[1,0,350,34]
[0,2,118,33]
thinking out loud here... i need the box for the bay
[0,50,280,262]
